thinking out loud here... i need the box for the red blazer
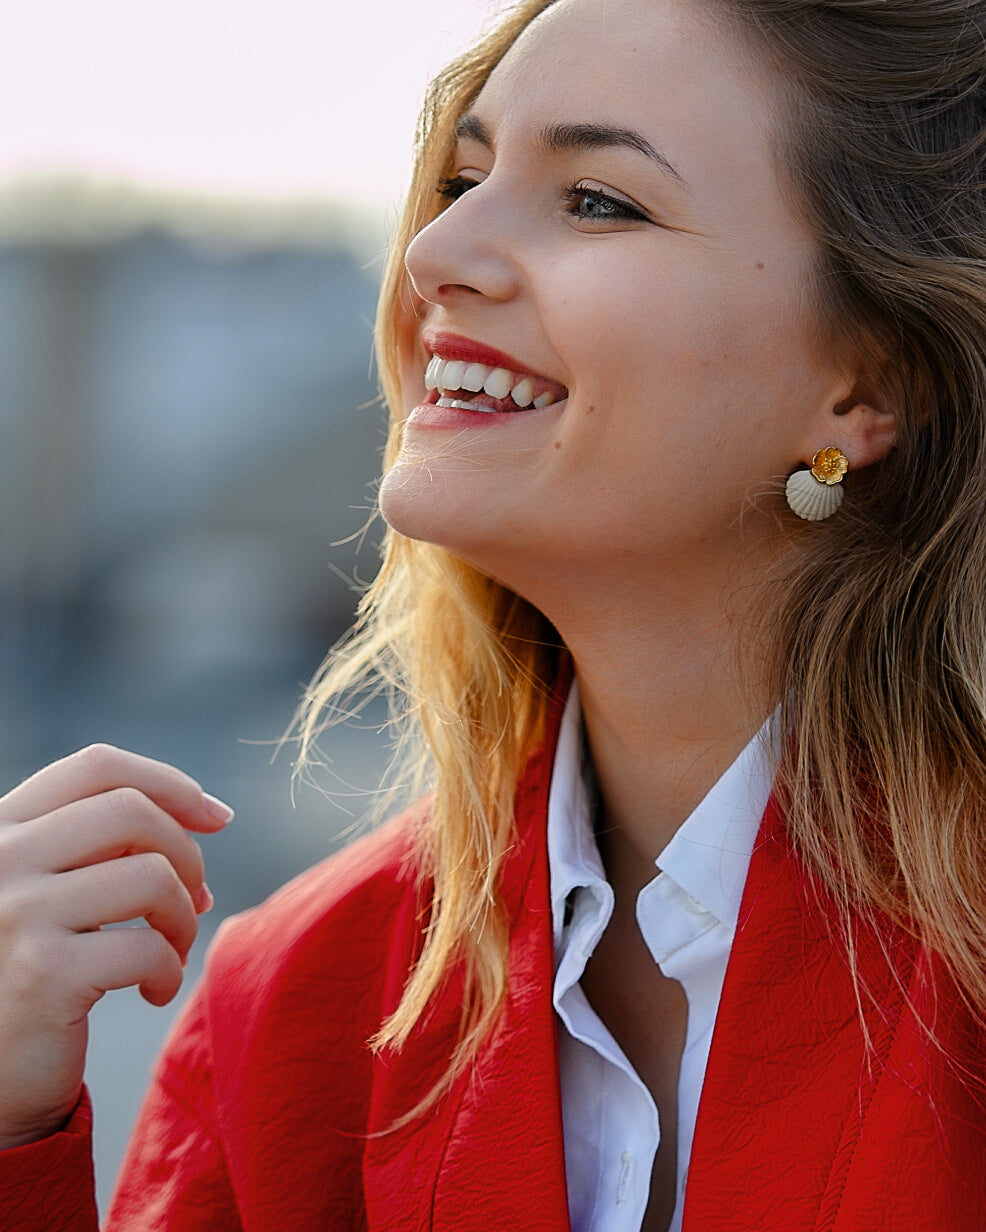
[4,700,986,1230]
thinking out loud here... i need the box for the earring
[785,447,849,521]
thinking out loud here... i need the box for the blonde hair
[298,0,986,1078]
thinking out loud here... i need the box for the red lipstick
[422,330,551,383]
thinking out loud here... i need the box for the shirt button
[617,1152,633,1205]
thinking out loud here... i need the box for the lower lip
[406,400,565,429]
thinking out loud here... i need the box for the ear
[799,374,898,471]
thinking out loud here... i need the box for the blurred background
[0,0,498,1207]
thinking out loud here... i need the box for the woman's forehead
[468,0,803,242]
[473,0,769,162]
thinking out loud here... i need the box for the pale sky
[0,0,500,212]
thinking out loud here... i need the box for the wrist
[0,1095,77,1151]
[0,1123,65,1150]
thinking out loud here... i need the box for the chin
[378,458,525,584]
[379,456,479,550]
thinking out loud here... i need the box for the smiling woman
[3,0,986,1229]
[383,0,864,604]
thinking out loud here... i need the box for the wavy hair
[298,0,986,1076]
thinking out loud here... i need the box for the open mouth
[424,355,569,413]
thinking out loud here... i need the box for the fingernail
[198,882,215,913]
[202,793,234,826]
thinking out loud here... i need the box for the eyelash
[436,174,476,200]
[436,175,649,224]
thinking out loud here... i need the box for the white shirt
[547,685,777,1232]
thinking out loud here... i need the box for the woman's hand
[0,744,232,1150]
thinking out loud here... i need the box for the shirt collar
[546,681,778,942]
[654,722,777,931]
[547,683,606,950]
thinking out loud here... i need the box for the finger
[12,789,208,909]
[72,926,185,1006]
[48,854,199,963]
[0,744,233,833]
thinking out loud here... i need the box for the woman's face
[381,0,851,612]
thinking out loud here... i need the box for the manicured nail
[197,882,215,913]
[202,794,234,825]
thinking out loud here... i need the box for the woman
[1,0,985,1227]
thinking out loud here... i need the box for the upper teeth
[424,355,557,410]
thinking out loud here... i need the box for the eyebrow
[454,113,685,184]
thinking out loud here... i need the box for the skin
[382,0,897,1225]
[0,745,229,1149]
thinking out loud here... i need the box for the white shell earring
[785,447,849,522]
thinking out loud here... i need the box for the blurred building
[0,174,390,804]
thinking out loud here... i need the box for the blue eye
[436,173,650,225]
[565,183,648,223]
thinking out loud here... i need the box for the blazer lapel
[682,797,917,1231]
[364,686,572,1232]
[431,709,571,1231]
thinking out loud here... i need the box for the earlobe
[785,379,897,522]
[828,378,898,470]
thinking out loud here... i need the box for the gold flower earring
[785,447,848,521]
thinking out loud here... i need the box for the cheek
[549,262,737,425]
[539,265,825,518]
[560,254,824,422]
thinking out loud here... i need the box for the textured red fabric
[0,699,984,1229]
[684,800,986,1230]
[2,1091,98,1231]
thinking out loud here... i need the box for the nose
[404,185,523,308]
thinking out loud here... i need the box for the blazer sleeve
[103,985,240,1231]
[0,1092,99,1231]
[0,989,239,1231]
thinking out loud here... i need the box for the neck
[555,579,775,867]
